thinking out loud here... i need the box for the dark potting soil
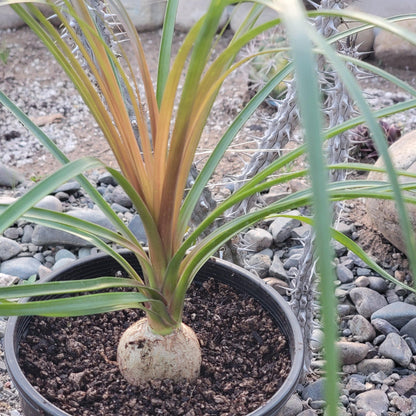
[19,278,291,416]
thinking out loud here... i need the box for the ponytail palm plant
[1,0,416,412]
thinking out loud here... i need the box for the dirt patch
[19,278,291,416]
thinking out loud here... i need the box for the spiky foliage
[351,120,402,162]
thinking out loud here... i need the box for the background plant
[1,0,416,415]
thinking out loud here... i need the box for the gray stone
[78,248,92,258]
[355,275,370,287]
[366,131,416,254]
[390,395,413,415]
[0,237,22,261]
[3,227,21,240]
[128,214,147,245]
[371,302,416,329]
[356,267,371,276]
[110,185,132,208]
[394,373,416,397]
[54,181,81,194]
[21,224,34,244]
[243,228,273,251]
[374,20,416,69]
[336,264,354,283]
[356,358,395,375]
[175,0,230,32]
[0,163,24,187]
[111,203,129,213]
[310,328,324,352]
[301,378,326,402]
[269,253,289,280]
[0,257,41,280]
[298,411,317,416]
[277,394,303,416]
[0,273,19,287]
[290,224,312,239]
[371,318,400,335]
[229,2,278,33]
[368,371,388,384]
[0,6,25,30]
[356,390,389,416]
[379,333,413,367]
[263,277,289,296]
[337,341,369,365]
[405,336,416,354]
[52,257,76,271]
[345,376,367,393]
[367,276,389,293]
[38,265,52,281]
[349,315,376,342]
[31,208,117,247]
[349,287,388,318]
[55,249,76,262]
[283,253,302,270]
[401,317,416,340]
[246,253,271,278]
[97,172,118,186]
[347,251,369,268]
[268,211,301,243]
[35,195,63,212]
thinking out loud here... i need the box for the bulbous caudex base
[117,318,202,385]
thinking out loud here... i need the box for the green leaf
[0,292,154,317]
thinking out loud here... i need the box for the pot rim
[4,252,304,416]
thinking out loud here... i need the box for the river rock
[366,130,416,254]
[336,264,354,283]
[349,315,376,342]
[110,185,132,208]
[0,273,19,287]
[246,253,271,278]
[0,163,24,187]
[371,301,416,329]
[349,287,388,318]
[356,358,395,375]
[301,378,326,402]
[31,208,116,247]
[268,211,301,243]
[371,318,400,335]
[269,253,289,280]
[278,394,303,416]
[128,214,147,245]
[355,389,389,416]
[337,341,369,365]
[35,195,63,212]
[400,317,416,340]
[229,2,279,33]
[175,0,231,32]
[374,19,416,69]
[0,237,22,261]
[0,6,25,30]
[244,228,273,251]
[379,333,413,367]
[393,373,416,396]
[0,257,41,280]
[121,0,165,31]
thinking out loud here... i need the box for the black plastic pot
[5,252,304,416]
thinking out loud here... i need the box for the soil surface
[19,278,291,416]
